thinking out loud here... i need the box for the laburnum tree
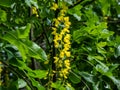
[0,0,120,90]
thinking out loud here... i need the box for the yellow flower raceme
[51,3,71,80]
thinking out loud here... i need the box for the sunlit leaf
[17,23,31,39]
[0,9,7,22]
[18,79,27,88]
[2,30,47,61]
[97,42,107,48]
[28,70,47,79]
[30,78,45,90]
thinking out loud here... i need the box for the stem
[51,1,59,90]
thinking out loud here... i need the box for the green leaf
[115,45,120,58]
[51,81,66,90]
[0,0,13,7]
[28,70,47,79]
[64,0,73,5]
[78,72,94,84]
[87,55,104,61]
[25,0,38,8]
[69,71,81,84]
[18,79,27,88]
[97,47,107,54]
[0,9,7,22]
[10,59,47,79]
[98,0,110,16]
[68,4,82,20]
[95,60,114,77]
[17,23,31,39]
[95,64,110,75]
[109,76,120,90]
[97,42,107,48]
[30,78,45,90]
[22,40,47,61]
[2,30,47,61]
[9,58,29,70]
[94,56,104,61]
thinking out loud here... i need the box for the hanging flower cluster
[51,3,71,79]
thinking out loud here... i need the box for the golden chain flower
[51,3,71,80]
[32,6,39,17]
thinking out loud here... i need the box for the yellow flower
[65,22,71,28]
[60,10,66,16]
[64,38,70,44]
[64,44,70,49]
[58,60,62,67]
[65,34,71,39]
[63,28,70,33]
[52,27,57,31]
[32,6,39,17]
[60,51,65,58]
[57,16,64,21]
[61,68,69,79]
[65,51,71,57]
[55,19,60,27]
[64,17,69,22]
[67,83,71,87]
[53,39,59,48]
[51,3,58,11]
[60,30,66,35]
[44,60,49,64]
[58,34,62,40]
[64,60,70,66]
[54,57,59,63]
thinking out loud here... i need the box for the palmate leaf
[1,24,47,61]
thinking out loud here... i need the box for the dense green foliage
[0,0,120,90]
